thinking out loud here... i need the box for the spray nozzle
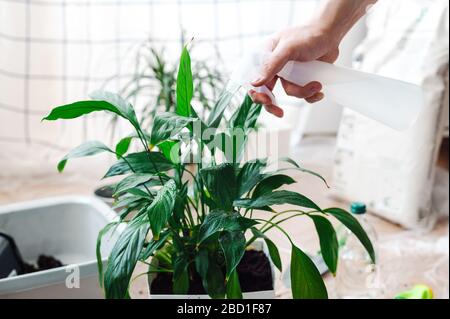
[227,46,277,105]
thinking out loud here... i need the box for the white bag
[332,0,449,229]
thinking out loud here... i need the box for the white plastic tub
[0,196,120,299]
[148,241,276,299]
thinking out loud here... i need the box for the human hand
[250,24,340,117]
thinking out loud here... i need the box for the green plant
[43,46,375,299]
[107,42,225,138]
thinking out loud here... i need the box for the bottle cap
[350,202,366,214]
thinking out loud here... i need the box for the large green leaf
[309,215,338,275]
[226,269,243,299]
[252,174,296,198]
[176,46,193,117]
[104,151,174,177]
[57,141,112,172]
[96,222,119,288]
[113,173,165,195]
[104,215,149,299]
[89,90,139,126]
[146,179,177,239]
[150,112,195,146]
[198,210,257,244]
[291,245,328,299]
[43,91,139,129]
[231,94,262,132]
[234,190,321,211]
[236,159,267,196]
[172,254,189,295]
[200,163,237,211]
[219,230,246,280]
[324,207,376,263]
[195,249,226,299]
[250,228,282,272]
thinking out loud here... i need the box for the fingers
[281,79,322,99]
[305,92,324,104]
[251,42,292,87]
[249,90,284,118]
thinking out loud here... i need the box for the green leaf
[195,249,226,299]
[96,222,119,289]
[89,90,139,128]
[250,228,282,272]
[104,215,149,299]
[42,100,123,121]
[139,230,171,260]
[226,269,243,299]
[219,230,246,280]
[113,173,161,195]
[173,255,189,295]
[146,179,177,239]
[200,163,237,211]
[198,210,257,244]
[158,140,180,163]
[291,245,328,299]
[104,151,174,178]
[309,215,338,275]
[231,94,262,132]
[176,46,193,117]
[236,159,267,196]
[115,136,133,159]
[43,91,139,129]
[234,190,321,211]
[57,141,112,172]
[150,112,196,145]
[252,174,296,198]
[324,207,376,263]
[206,90,234,129]
[279,157,329,188]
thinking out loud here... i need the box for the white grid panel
[0,0,317,153]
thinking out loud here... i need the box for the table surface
[0,140,448,299]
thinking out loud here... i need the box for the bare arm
[251,0,378,117]
[313,0,377,44]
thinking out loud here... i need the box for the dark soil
[23,255,64,274]
[150,250,273,295]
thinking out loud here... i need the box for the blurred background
[0,0,448,298]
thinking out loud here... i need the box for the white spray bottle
[228,46,423,131]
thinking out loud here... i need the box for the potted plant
[42,46,375,299]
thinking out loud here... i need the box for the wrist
[308,20,343,50]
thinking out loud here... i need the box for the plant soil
[23,255,64,273]
[150,249,273,295]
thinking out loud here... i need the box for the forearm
[312,0,377,46]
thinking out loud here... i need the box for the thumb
[251,43,291,87]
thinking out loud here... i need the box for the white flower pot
[147,241,276,299]
[0,196,120,299]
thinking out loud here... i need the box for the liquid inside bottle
[335,202,383,299]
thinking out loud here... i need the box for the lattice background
[0,0,318,155]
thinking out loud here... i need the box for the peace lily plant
[43,47,375,299]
